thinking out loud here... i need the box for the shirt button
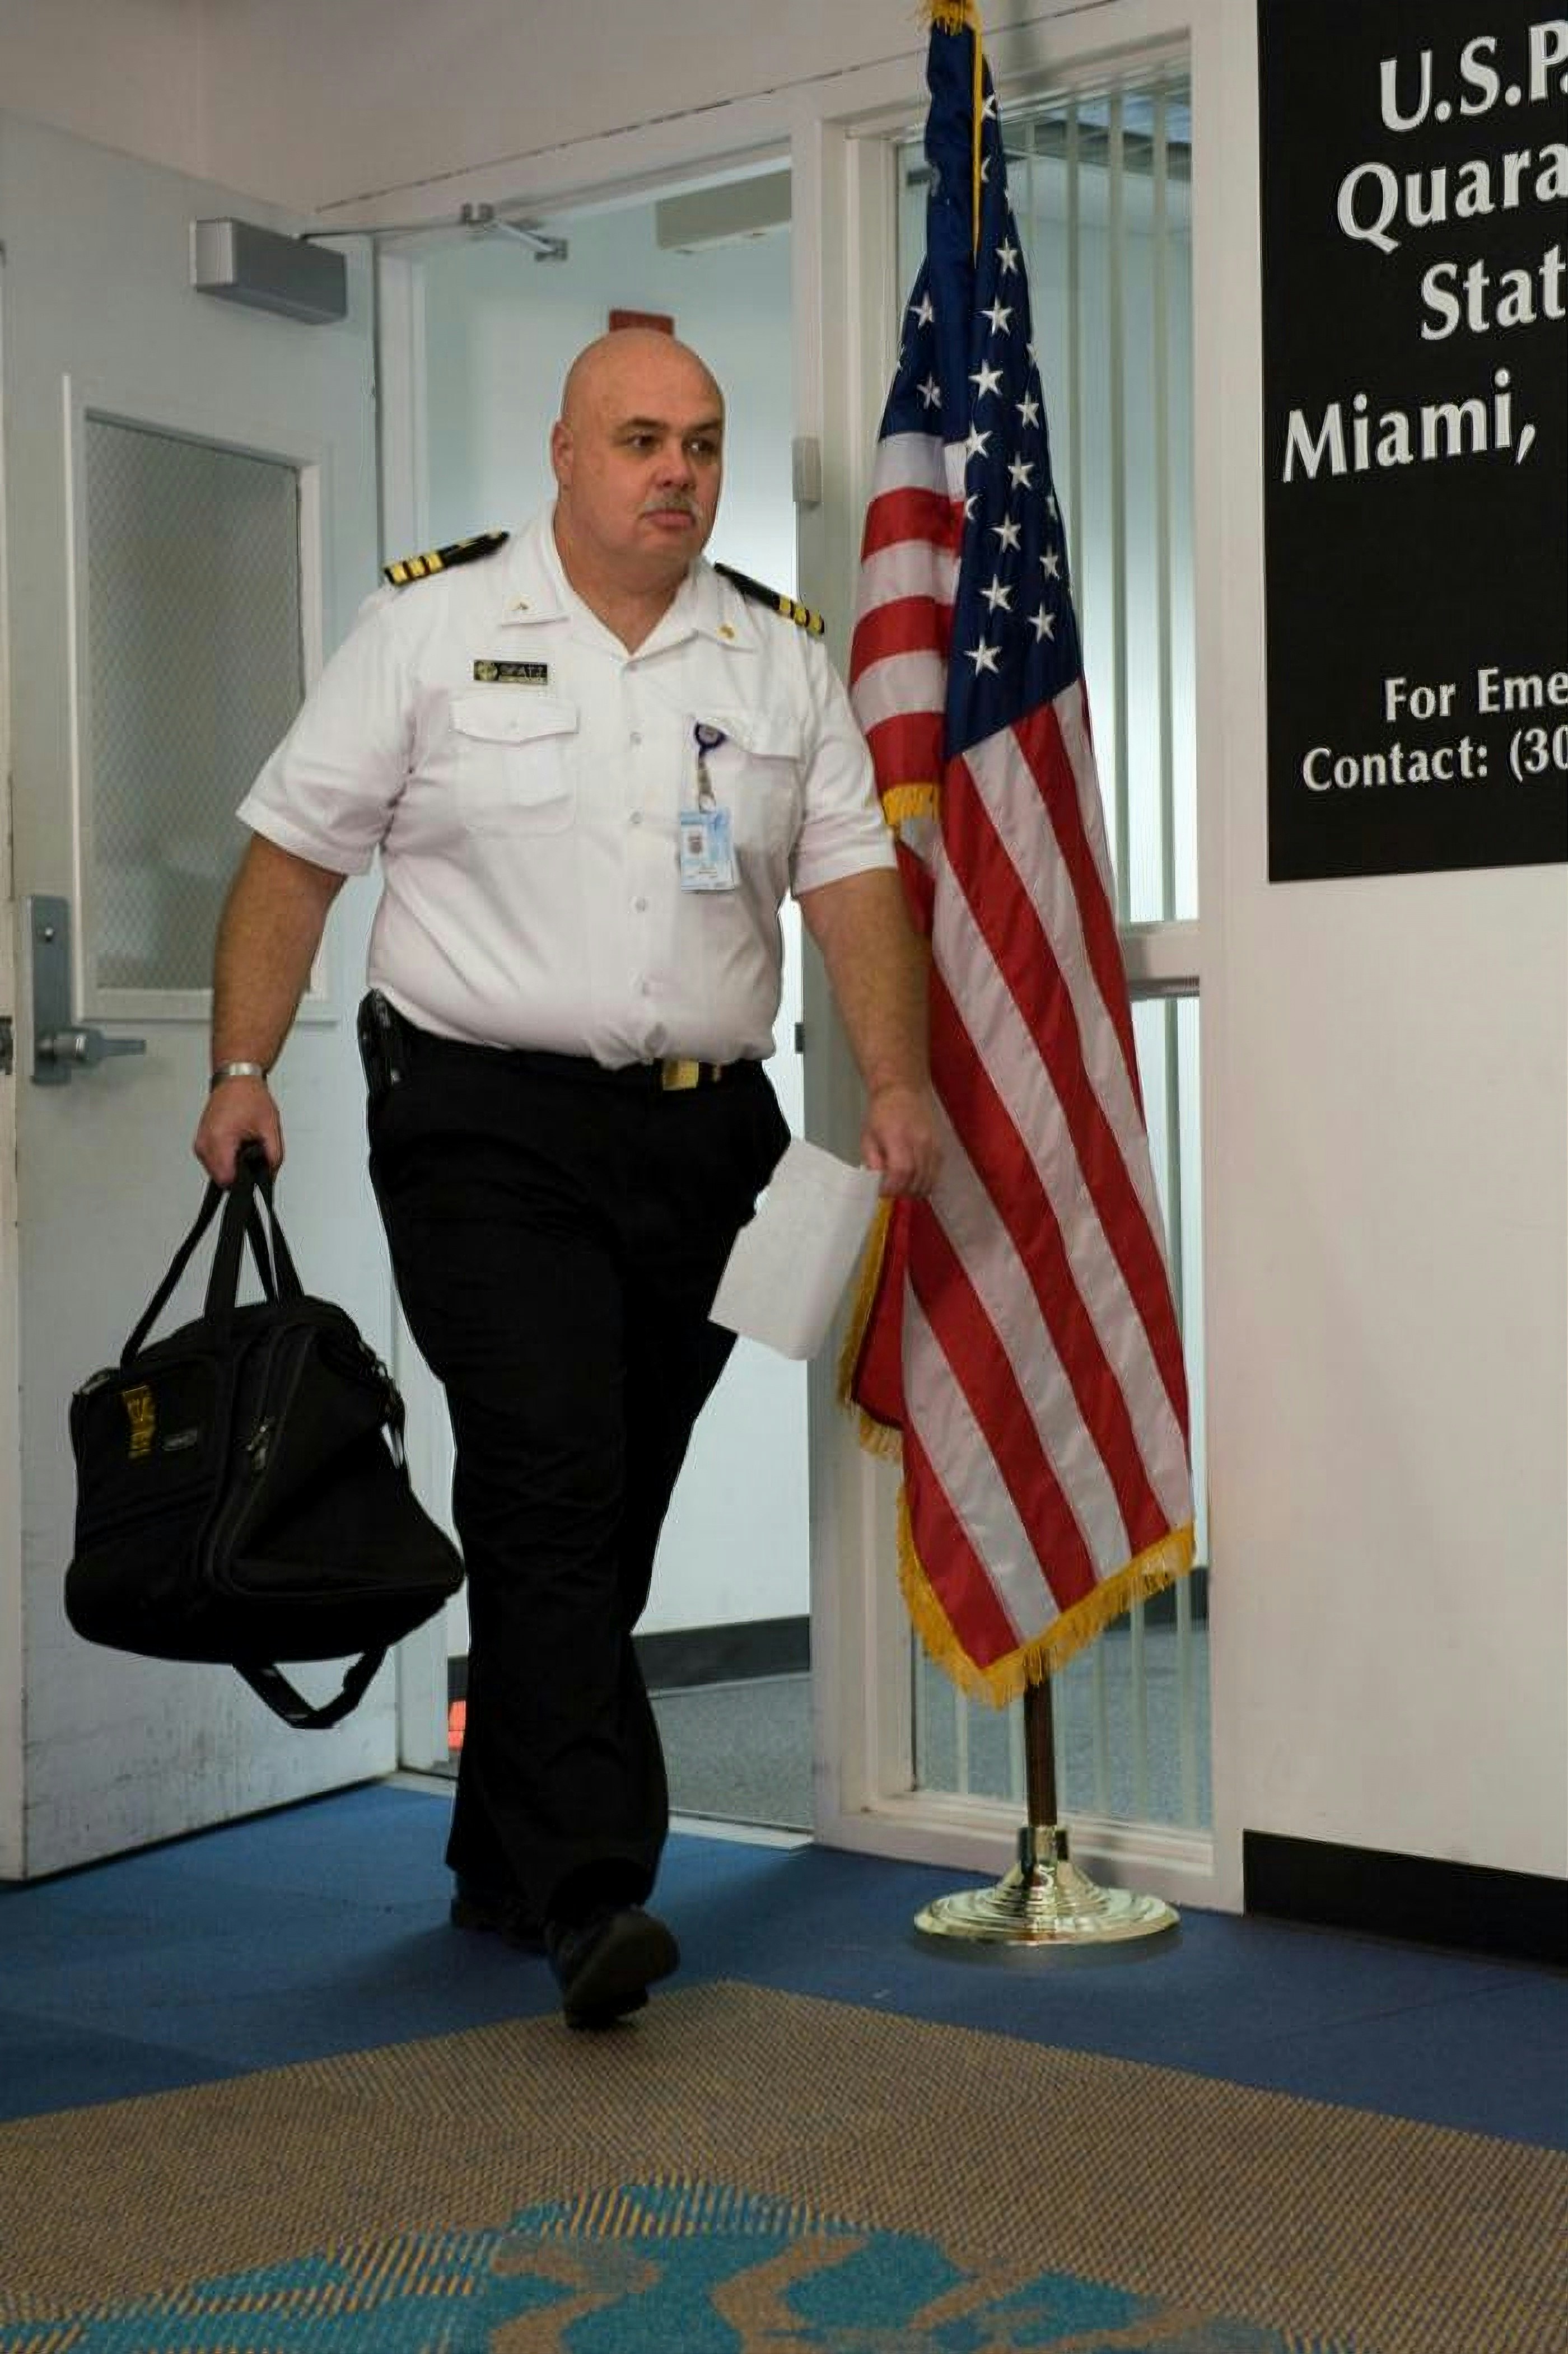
[629,811,643,828]
[633,896,648,913]
[629,731,643,748]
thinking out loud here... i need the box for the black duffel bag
[65,1146,463,1729]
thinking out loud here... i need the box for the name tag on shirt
[473,659,550,685]
[678,805,738,890]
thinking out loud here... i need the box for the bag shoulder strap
[237,1650,388,1731]
[120,1180,228,1363]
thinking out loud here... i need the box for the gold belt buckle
[660,1058,724,1091]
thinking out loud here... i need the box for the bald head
[559,329,723,432]
[550,330,726,623]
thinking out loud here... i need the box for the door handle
[24,895,148,1085]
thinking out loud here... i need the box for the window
[81,419,301,999]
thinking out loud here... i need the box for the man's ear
[549,419,572,488]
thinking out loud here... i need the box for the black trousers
[364,1006,788,1923]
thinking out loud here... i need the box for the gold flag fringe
[898,1494,1197,1707]
[836,1198,905,1460]
[881,781,939,827]
[835,1207,1199,1680]
[927,2,979,35]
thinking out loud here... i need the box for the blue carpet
[1,1781,1562,2148]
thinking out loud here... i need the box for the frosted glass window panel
[83,418,302,993]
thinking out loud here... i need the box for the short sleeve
[790,647,897,898]
[237,593,413,876]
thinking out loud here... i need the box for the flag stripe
[922,1110,1136,1569]
[849,642,947,735]
[861,427,955,502]
[926,964,1188,1544]
[855,536,959,616]
[899,1416,1023,1670]
[1047,688,1142,1096]
[862,715,948,812]
[925,851,1192,1525]
[908,1206,1100,1612]
[942,737,1191,1430]
[923,871,1191,1525]
[850,596,949,679]
[860,482,959,564]
[902,1281,1076,1650]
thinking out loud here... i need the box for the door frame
[342,2,1231,1907]
[0,248,25,1877]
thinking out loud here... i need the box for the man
[194,329,940,2028]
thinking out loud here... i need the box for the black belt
[360,993,742,1095]
[506,1047,736,1092]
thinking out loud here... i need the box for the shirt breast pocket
[447,692,578,835]
[704,708,804,858]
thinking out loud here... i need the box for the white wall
[1194,1,1566,1890]
[1211,870,1566,1874]
[0,0,207,180]
[1,0,1562,1890]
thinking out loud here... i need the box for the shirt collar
[494,508,759,656]
[680,557,762,653]
[491,510,571,628]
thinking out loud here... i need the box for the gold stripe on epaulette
[382,529,509,588]
[714,560,825,637]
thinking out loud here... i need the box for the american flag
[842,0,1194,1701]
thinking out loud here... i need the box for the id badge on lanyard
[679,722,738,891]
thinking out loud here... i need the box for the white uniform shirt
[240,510,894,1063]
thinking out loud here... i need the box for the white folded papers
[710,1138,883,1361]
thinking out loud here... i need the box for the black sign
[1259,1,1568,881]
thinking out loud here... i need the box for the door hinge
[0,1016,13,1077]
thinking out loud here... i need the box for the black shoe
[449,1879,545,1953]
[545,1906,679,2029]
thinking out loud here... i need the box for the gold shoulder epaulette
[382,530,509,587]
[714,561,825,637]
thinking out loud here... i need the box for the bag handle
[236,1649,388,1731]
[203,1146,305,1338]
[120,1180,229,1363]
[120,1146,295,1365]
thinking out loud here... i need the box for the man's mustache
[640,495,700,519]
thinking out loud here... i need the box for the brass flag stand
[913,1677,1179,1953]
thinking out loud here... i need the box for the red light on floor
[447,1698,466,1752]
